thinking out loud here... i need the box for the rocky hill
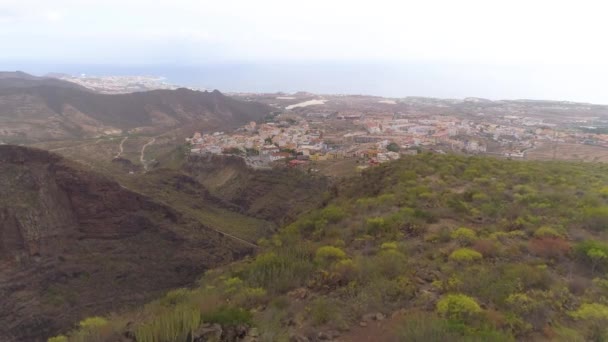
[0,72,273,143]
[0,71,87,90]
[0,145,255,341]
[54,153,608,341]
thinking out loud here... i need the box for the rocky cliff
[0,145,253,341]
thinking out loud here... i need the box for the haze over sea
[5,61,608,104]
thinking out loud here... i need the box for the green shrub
[78,317,108,329]
[451,227,477,245]
[436,294,482,322]
[553,325,585,342]
[332,259,359,284]
[570,303,608,340]
[503,312,533,336]
[366,217,388,235]
[315,246,347,265]
[201,306,252,326]
[449,248,483,263]
[504,263,552,290]
[321,205,346,223]
[570,303,608,321]
[455,265,523,306]
[48,336,68,342]
[309,297,338,326]
[505,293,534,312]
[413,209,438,223]
[246,249,314,292]
[235,287,267,307]
[223,277,244,295]
[508,230,526,238]
[533,226,563,238]
[380,241,398,250]
[587,249,608,274]
[373,249,408,279]
[581,207,608,231]
[380,276,416,302]
[575,240,608,274]
[136,304,201,342]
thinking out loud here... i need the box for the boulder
[193,323,222,342]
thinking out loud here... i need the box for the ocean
[2,61,606,103]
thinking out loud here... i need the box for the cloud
[43,10,66,22]
[1,0,608,66]
[0,4,26,22]
[0,3,66,24]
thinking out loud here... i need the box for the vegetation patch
[53,153,608,341]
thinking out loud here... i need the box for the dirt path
[139,137,156,170]
[211,228,259,248]
[114,137,128,158]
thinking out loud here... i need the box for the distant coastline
[3,61,607,104]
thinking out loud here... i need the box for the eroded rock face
[0,145,252,341]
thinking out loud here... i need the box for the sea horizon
[2,61,607,104]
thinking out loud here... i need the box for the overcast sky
[2,0,608,102]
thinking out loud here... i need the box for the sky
[2,0,608,102]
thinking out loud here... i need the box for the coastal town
[187,96,608,170]
[51,74,186,94]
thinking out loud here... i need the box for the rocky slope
[0,72,273,143]
[183,154,330,225]
[0,145,254,341]
[53,153,608,342]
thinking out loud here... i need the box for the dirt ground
[526,142,608,162]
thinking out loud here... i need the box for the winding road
[140,137,156,170]
[114,137,128,158]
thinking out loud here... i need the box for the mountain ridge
[0,72,273,143]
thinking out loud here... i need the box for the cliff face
[0,146,252,341]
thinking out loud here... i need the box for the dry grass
[527,143,608,162]
[312,158,361,178]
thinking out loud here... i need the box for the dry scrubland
[53,153,608,342]
[527,143,608,163]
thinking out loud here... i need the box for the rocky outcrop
[0,145,253,341]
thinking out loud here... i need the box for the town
[51,74,187,94]
[187,95,608,170]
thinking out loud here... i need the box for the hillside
[0,146,258,342]
[0,71,88,90]
[182,155,330,225]
[56,153,608,341]
[99,153,331,245]
[0,72,273,143]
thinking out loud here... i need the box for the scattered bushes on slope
[51,154,608,341]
